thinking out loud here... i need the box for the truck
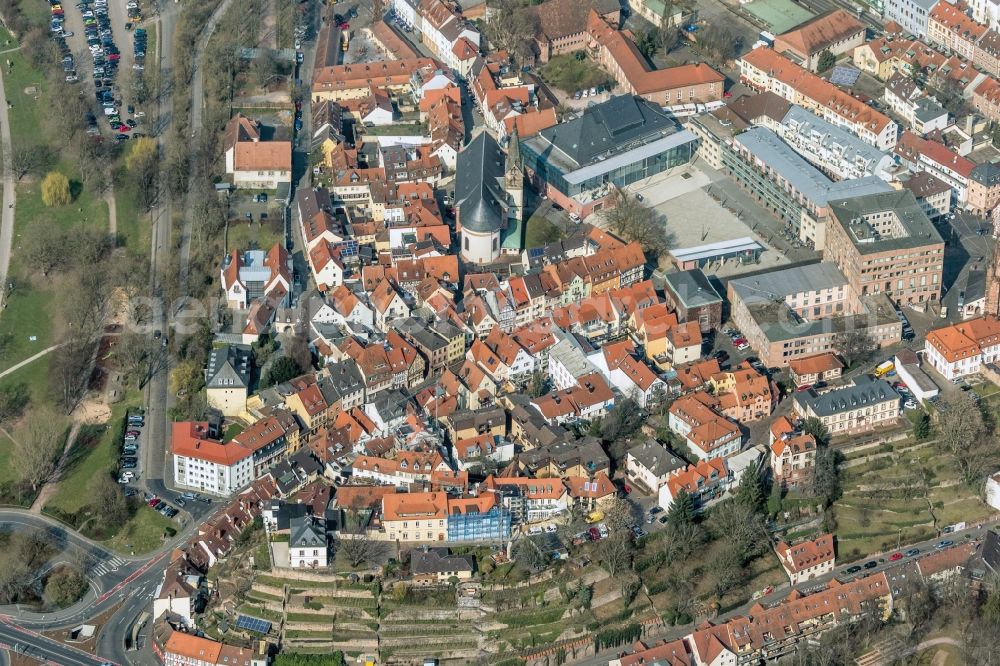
[874,360,895,377]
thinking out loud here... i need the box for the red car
[588,527,600,541]
[723,91,733,98]
[338,21,349,29]
[889,552,904,561]
[147,497,159,507]
[623,484,632,494]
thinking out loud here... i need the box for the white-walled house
[924,316,1000,380]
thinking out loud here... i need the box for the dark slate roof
[455,131,509,234]
[206,345,252,390]
[664,269,723,309]
[971,161,1000,186]
[793,375,899,416]
[410,547,474,575]
[290,516,326,548]
[530,95,679,169]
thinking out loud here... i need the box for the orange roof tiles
[773,9,864,58]
[788,352,844,377]
[171,422,252,466]
[741,47,893,134]
[382,491,449,521]
[775,534,835,573]
[926,316,1000,362]
[165,630,223,662]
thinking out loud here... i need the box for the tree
[125,138,160,212]
[262,356,305,388]
[657,0,683,55]
[604,189,672,259]
[635,28,658,58]
[767,478,783,516]
[10,140,53,181]
[602,496,639,534]
[802,416,830,446]
[708,501,768,564]
[661,519,705,561]
[898,578,936,638]
[667,490,694,526]
[45,565,88,606]
[708,545,743,599]
[20,218,69,275]
[833,328,876,367]
[115,332,169,389]
[596,532,634,578]
[335,533,386,568]
[286,331,313,373]
[48,341,98,413]
[698,24,743,62]
[41,171,71,207]
[811,446,843,507]
[734,468,765,512]
[127,69,152,106]
[481,0,539,65]
[171,360,206,398]
[912,412,931,440]
[12,409,68,491]
[0,383,29,424]
[816,49,837,73]
[600,397,644,443]
[88,473,129,528]
[513,535,550,572]
[936,393,995,484]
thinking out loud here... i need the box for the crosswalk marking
[90,556,127,577]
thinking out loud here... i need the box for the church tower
[986,244,1000,317]
[505,126,524,225]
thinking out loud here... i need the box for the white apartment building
[883,0,939,37]
[924,316,1000,379]
[792,376,901,435]
[777,106,896,182]
[171,422,254,497]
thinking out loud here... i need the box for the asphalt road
[575,520,997,666]
[0,621,112,666]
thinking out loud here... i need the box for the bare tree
[336,533,386,568]
[115,332,169,389]
[833,328,877,367]
[88,473,130,528]
[936,393,996,484]
[513,535,550,572]
[596,532,634,578]
[707,500,768,564]
[481,0,539,65]
[10,140,54,181]
[604,189,672,259]
[12,409,68,491]
[602,496,639,535]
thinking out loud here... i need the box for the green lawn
[43,390,140,516]
[114,182,148,254]
[539,53,616,94]
[104,507,179,555]
[524,213,565,248]
[226,218,284,252]
[0,430,15,485]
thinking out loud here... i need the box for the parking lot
[117,408,145,489]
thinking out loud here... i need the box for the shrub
[41,172,71,206]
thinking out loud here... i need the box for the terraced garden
[832,439,993,560]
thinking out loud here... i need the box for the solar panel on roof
[235,614,271,634]
[528,247,545,258]
[829,66,861,87]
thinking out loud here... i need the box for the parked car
[863,560,878,569]
[889,552,903,561]
[845,565,862,574]
[905,548,920,557]
[937,540,954,548]
[588,527,600,541]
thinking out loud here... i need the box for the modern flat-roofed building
[723,126,892,244]
[728,263,902,367]
[520,95,697,219]
[824,190,945,307]
[776,106,896,182]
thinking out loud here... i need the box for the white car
[528,526,543,536]
[736,342,750,351]
[903,399,917,410]
[544,524,558,533]
[568,212,581,223]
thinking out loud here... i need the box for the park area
[538,53,616,95]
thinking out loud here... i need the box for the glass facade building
[446,506,512,541]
